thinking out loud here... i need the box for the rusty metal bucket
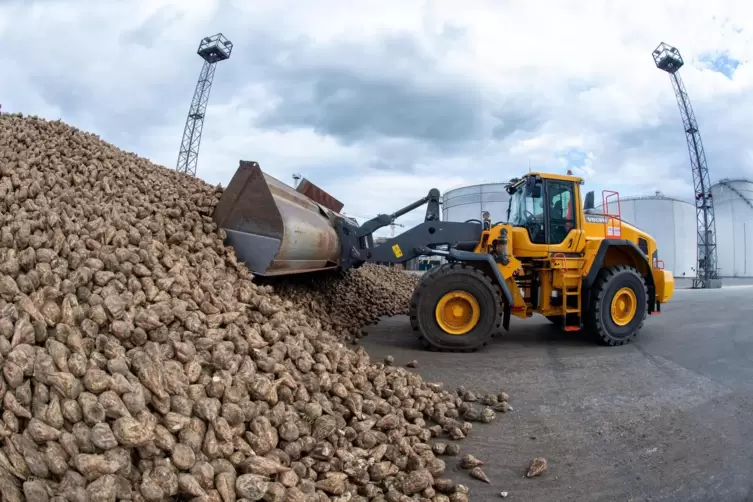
[212,161,346,276]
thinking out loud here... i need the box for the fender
[582,239,657,313]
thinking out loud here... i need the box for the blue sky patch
[557,149,588,169]
[699,52,741,79]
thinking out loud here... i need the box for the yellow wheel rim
[435,290,480,335]
[610,287,637,326]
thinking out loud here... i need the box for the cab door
[544,179,584,254]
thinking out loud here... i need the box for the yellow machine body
[468,171,674,338]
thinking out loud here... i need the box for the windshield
[507,180,544,227]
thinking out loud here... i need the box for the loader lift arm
[338,192,515,323]
[340,189,485,270]
[355,188,442,238]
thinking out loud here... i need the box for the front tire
[585,265,648,346]
[409,263,501,351]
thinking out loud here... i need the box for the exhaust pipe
[212,161,348,276]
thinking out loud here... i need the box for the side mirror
[584,191,594,210]
[525,176,536,191]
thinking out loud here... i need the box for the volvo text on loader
[213,161,674,352]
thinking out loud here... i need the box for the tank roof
[443,181,512,194]
[615,193,694,205]
[713,178,753,186]
[592,191,693,207]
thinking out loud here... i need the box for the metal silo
[711,179,753,278]
[596,193,696,278]
[442,183,511,224]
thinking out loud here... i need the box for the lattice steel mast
[653,42,719,288]
[176,33,233,177]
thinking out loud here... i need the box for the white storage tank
[711,179,753,278]
[596,193,696,278]
[442,183,511,224]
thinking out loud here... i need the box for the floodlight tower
[652,42,719,289]
[176,33,233,177]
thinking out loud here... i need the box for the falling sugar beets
[0,113,512,501]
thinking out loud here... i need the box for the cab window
[508,178,546,244]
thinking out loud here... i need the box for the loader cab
[506,173,580,246]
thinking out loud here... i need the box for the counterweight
[176,33,233,177]
[653,42,720,288]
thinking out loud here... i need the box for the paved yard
[360,286,753,502]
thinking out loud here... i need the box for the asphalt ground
[359,285,753,502]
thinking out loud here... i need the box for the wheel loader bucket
[212,161,345,276]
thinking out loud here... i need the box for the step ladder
[553,253,582,332]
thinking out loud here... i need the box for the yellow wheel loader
[213,161,674,352]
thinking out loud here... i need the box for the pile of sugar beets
[267,264,421,344]
[0,113,512,502]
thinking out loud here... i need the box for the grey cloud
[253,36,486,148]
[3,0,550,176]
[436,23,469,49]
[691,93,753,180]
[9,0,751,200]
[259,69,483,144]
[236,24,547,162]
[1,4,208,143]
[119,7,186,49]
[368,159,407,172]
[25,77,85,119]
[613,92,753,185]
[615,122,681,151]
[366,149,422,174]
[490,104,546,139]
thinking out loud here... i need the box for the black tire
[409,264,446,332]
[585,265,648,346]
[409,263,502,351]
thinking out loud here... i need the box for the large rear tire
[409,263,502,351]
[585,265,647,346]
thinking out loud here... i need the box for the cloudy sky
[1,0,751,234]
